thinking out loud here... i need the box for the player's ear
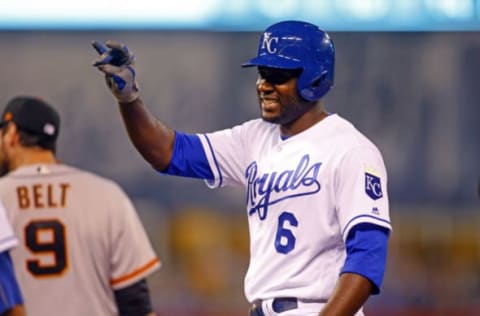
[3,122,20,146]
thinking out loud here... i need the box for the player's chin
[261,112,282,124]
[260,105,281,121]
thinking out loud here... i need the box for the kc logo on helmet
[365,172,383,200]
[261,32,279,54]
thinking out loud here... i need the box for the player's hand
[91,40,139,103]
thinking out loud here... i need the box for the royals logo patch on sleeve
[365,172,383,200]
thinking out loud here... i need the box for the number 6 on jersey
[275,212,298,254]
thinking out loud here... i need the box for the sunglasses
[258,67,302,85]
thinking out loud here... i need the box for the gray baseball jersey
[0,164,160,316]
[199,114,391,310]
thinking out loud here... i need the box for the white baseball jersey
[0,164,160,316]
[0,201,17,253]
[199,114,391,307]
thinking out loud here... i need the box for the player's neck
[10,148,57,171]
[280,103,328,138]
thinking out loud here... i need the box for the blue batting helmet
[242,20,335,101]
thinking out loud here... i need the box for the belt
[250,297,298,316]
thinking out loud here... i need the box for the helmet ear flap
[299,70,332,101]
[311,71,328,88]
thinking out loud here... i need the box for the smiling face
[256,66,313,126]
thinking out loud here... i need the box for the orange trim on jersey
[110,257,160,286]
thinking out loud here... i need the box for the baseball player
[0,201,25,316]
[0,96,161,316]
[92,20,392,316]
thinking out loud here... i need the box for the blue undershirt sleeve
[162,131,214,180]
[0,251,23,314]
[341,223,390,295]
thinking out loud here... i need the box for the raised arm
[118,98,174,171]
[91,41,174,171]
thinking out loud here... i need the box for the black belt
[250,297,298,316]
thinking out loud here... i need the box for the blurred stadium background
[0,0,479,315]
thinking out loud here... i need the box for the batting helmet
[242,20,335,101]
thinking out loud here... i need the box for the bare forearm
[319,273,372,316]
[119,97,175,171]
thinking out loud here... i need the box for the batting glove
[92,40,140,103]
